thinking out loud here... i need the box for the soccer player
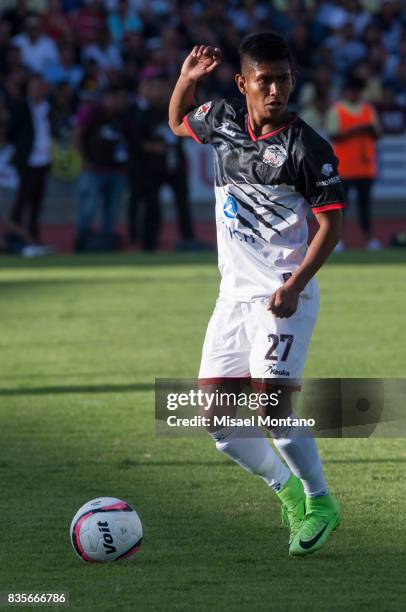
[168,32,344,556]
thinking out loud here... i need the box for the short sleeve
[183,100,220,145]
[298,139,346,214]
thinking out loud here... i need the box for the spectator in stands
[71,0,106,46]
[385,59,406,106]
[376,85,406,134]
[44,42,84,89]
[8,74,52,245]
[0,91,17,192]
[346,0,371,37]
[315,1,350,31]
[1,0,33,38]
[42,0,73,44]
[121,31,146,73]
[124,89,144,247]
[107,0,143,45]
[327,75,383,251]
[49,81,81,183]
[1,66,27,110]
[0,93,28,254]
[73,83,129,251]
[2,44,25,79]
[62,0,85,13]
[324,22,366,75]
[138,74,197,251]
[301,92,331,139]
[298,64,336,108]
[374,0,403,53]
[12,15,59,76]
[353,60,383,103]
[0,20,12,77]
[78,57,107,97]
[289,23,312,73]
[211,62,238,99]
[82,25,123,72]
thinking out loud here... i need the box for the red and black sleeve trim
[182,114,203,144]
[312,202,345,214]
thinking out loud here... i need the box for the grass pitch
[0,250,405,611]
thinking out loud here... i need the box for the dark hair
[344,75,365,91]
[239,31,293,70]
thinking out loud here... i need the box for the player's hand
[268,285,300,318]
[180,46,222,83]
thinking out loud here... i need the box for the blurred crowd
[0,0,405,254]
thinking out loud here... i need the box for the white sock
[211,426,291,492]
[269,416,327,497]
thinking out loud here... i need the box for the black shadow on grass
[118,458,406,466]
[0,275,215,289]
[0,460,234,469]
[1,458,405,469]
[0,371,137,381]
[0,252,217,269]
[0,383,154,396]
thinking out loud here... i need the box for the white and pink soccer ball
[70,497,143,563]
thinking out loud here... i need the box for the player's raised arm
[168,46,221,138]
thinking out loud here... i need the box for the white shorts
[198,287,320,388]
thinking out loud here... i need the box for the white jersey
[184,98,345,302]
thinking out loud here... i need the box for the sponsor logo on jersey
[217,122,237,137]
[263,144,287,168]
[321,163,334,176]
[193,101,213,121]
[223,195,238,219]
[316,175,341,187]
[226,226,256,244]
[265,365,290,376]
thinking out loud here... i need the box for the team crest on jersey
[262,144,287,168]
[194,101,213,121]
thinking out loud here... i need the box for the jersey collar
[246,113,298,142]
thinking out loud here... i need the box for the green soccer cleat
[289,493,341,556]
[276,475,306,544]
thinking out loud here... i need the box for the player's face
[236,59,295,122]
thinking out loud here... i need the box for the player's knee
[215,439,229,457]
[268,422,293,439]
[267,412,311,440]
[209,425,235,447]
[209,426,268,476]
[209,426,243,460]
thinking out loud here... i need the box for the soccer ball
[70,497,143,562]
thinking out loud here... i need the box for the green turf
[0,250,405,611]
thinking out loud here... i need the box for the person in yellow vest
[327,76,382,251]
